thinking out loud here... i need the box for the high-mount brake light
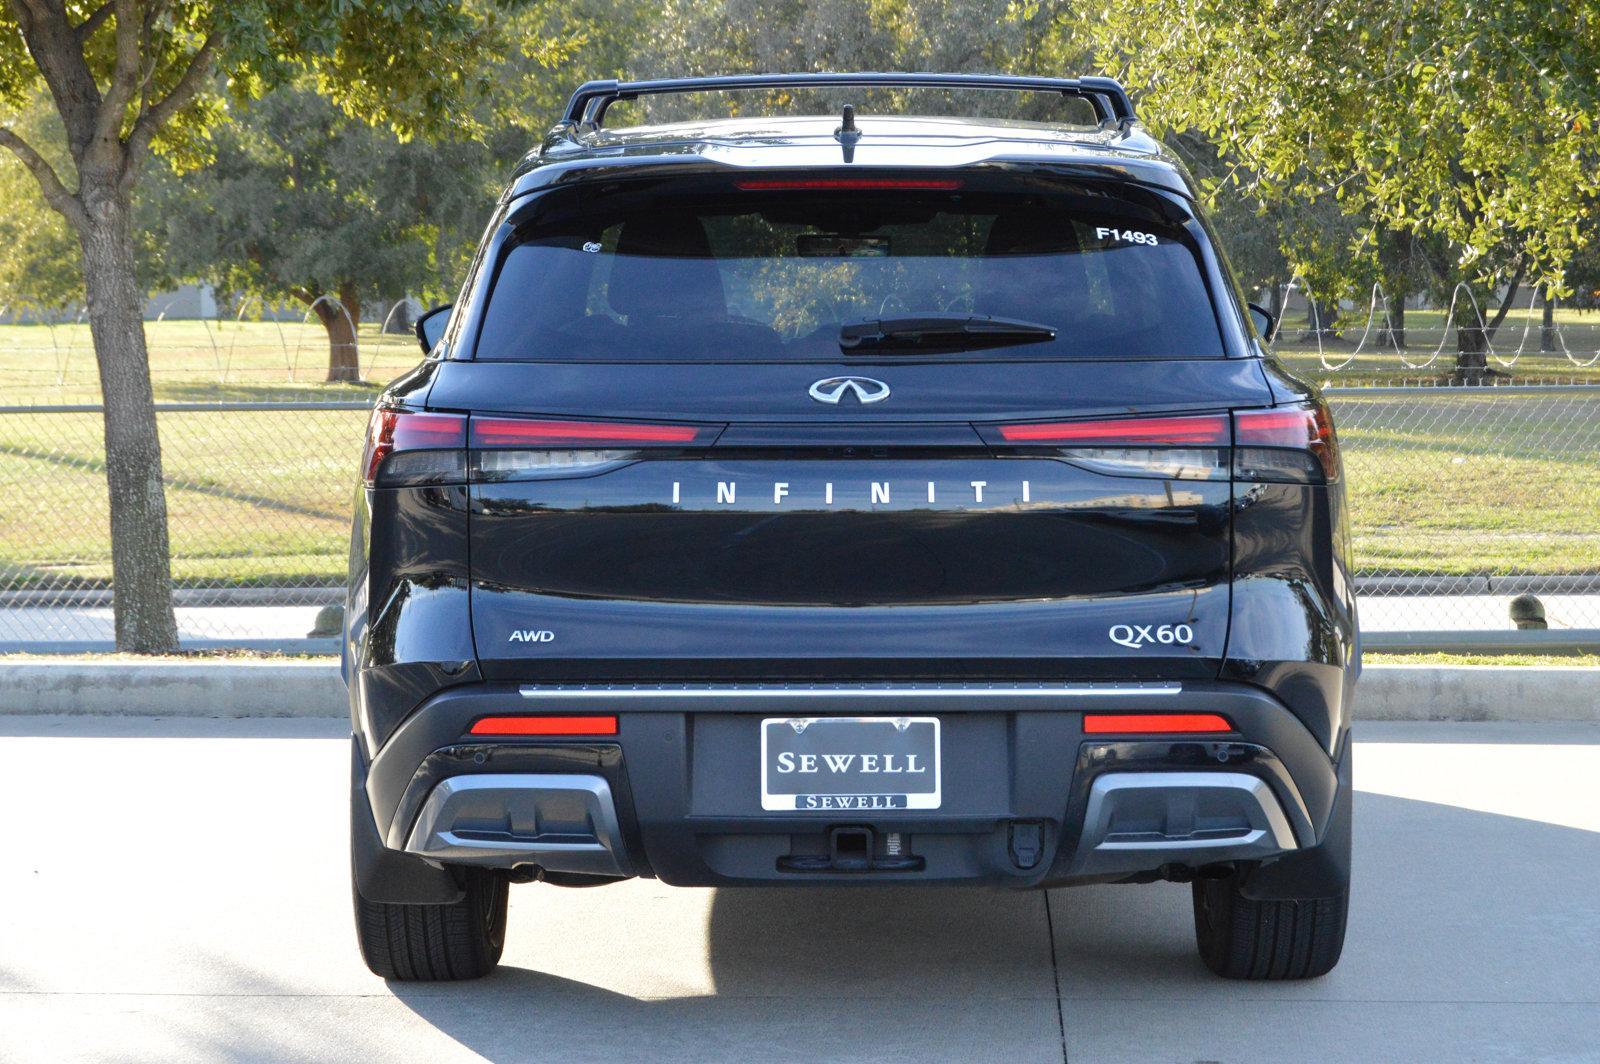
[1233,402,1340,483]
[468,715,619,737]
[734,178,964,191]
[1082,713,1233,734]
[470,418,704,447]
[361,409,467,486]
[997,415,1228,445]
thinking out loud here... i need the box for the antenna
[835,103,862,162]
[837,104,859,139]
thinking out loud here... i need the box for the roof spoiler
[558,72,1136,131]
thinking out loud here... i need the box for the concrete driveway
[1,716,1596,1063]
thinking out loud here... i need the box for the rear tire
[1192,873,1348,979]
[353,866,508,981]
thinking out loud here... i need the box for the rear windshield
[474,176,1226,361]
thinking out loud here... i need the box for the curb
[2,661,1597,723]
[0,660,345,718]
[1353,664,1600,723]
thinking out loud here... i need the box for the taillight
[1233,402,1339,483]
[986,405,1340,484]
[470,418,705,446]
[361,409,467,486]
[468,416,713,481]
[1082,713,1233,734]
[985,413,1230,480]
[997,415,1228,445]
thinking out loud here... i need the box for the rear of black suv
[345,74,1356,983]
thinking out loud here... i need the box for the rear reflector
[1082,713,1233,734]
[997,414,1228,445]
[471,417,705,447]
[734,178,963,191]
[468,715,619,737]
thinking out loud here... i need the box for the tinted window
[475,178,1225,360]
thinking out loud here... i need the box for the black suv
[346,73,1356,983]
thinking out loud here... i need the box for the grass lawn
[1,315,1598,590]
[1337,388,1600,575]
[1364,652,1600,666]
[0,319,393,588]
[0,319,424,404]
[0,405,366,588]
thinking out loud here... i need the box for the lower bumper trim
[403,773,632,877]
[1067,771,1298,877]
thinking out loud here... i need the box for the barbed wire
[1,294,428,389]
[1275,278,1599,372]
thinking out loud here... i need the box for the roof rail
[560,72,1136,130]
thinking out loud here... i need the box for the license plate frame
[759,716,942,812]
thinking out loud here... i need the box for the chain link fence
[3,287,1600,650]
[2,385,1598,651]
[1332,384,1600,640]
[0,401,367,649]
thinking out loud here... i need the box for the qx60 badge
[809,376,891,405]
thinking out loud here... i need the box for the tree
[1093,0,1600,381]
[0,1,507,649]
[145,0,640,383]
[148,85,506,382]
[632,0,1091,119]
[0,99,84,312]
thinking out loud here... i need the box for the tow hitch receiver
[776,826,925,872]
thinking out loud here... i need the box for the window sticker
[1095,227,1159,246]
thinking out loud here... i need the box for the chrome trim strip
[519,682,1182,699]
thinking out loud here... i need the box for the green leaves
[146,81,495,308]
[1092,0,1600,294]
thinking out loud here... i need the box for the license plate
[760,716,941,811]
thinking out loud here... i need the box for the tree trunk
[77,193,180,652]
[1483,264,1523,345]
[1302,298,1339,341]
[1452,322,1491,383]
[318,284,362,383]
[1452,265,1524,384]
[1377,295,1407,349]
[1541,287,1557,353]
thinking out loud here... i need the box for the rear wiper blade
[839,315,1057,353]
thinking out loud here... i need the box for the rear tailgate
[434,357,1275,680]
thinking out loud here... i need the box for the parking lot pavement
[0,718,1595,1064]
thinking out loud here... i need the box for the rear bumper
[360,681,1343,889]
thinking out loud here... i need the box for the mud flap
[350,737,465,905]
[1239,734,1352,901]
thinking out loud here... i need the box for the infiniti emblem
[808,376,891,405]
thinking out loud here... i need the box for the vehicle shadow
[389,884,1066,1064]
[390,788,1600,1062]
